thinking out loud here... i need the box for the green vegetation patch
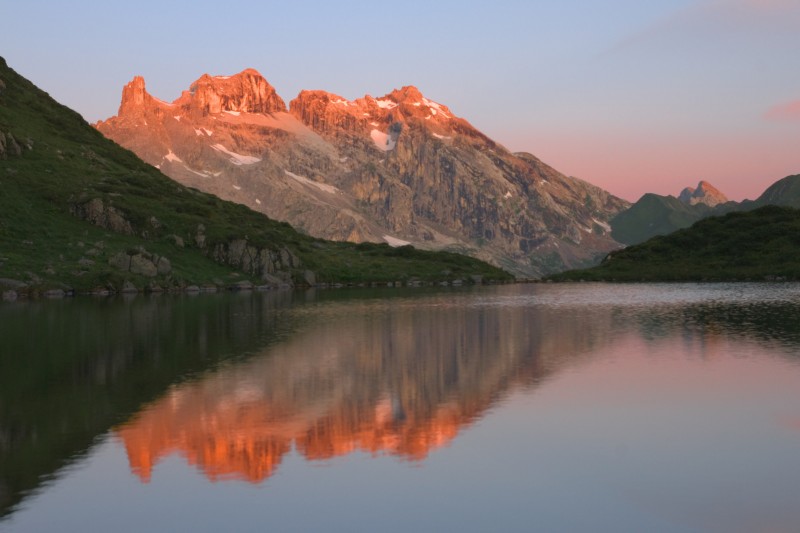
[549,205,800,282]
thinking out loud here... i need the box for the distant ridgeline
[550,205,800,282]
[0,56,512,297]
[611,176,800,245]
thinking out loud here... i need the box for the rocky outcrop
[183,69,286,115]
[211,239,300,283]
[118,76,156,117]
[70,198,134,235]
[69,197,302,286]
[96,70,630,277]
[116,70,287,119]
[109,248,172,277]
[0,131,23,159]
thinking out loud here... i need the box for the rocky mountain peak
[180,68,287,116]
[388,85,423,103]
[678,180,728,207]
[289,90,364,136]
[118,75,156,117]
[97,68,630,278]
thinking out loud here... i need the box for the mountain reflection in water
[4,283,800,532]
[115,296,610,483]
[113,283,800,485]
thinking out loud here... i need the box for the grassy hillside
[550,205,800,281]
[610,193,710,245]
[0,57,512,294]
[752,175,800,209]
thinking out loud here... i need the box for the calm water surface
[2,283,800,532]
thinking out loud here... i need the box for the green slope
[549,205,800,281]
[610,193,710,245]
[0,57,511,294]
[753,175,800,209]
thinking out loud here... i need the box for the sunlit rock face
[96,70,629,277]
[115,301,613,483]
[678,180,728,208]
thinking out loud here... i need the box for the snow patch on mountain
[592,218,611,232]
[211,144,261,165]
[164,150,183,163]
[370,129,396,151]
[183,165,211,177]
[422,98,450,119]
[284,170,339,194]
[383,235,411,247]
[376,99,397,110]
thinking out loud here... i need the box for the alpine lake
[2,283,800,532]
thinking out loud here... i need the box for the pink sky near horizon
[508,127,800,202]
[1,0,798,203]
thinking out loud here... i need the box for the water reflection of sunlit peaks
[115,300,613,483]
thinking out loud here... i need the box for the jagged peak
[114,68,287,120]
[118,75,165,116]
[194,68,266,84]
[678,180,728,207]
[292,89,351,104]
[181,68,286,115]
[238,67,264,78]
[388,85,424,103]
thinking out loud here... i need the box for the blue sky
[2,0,798,201]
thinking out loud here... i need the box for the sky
[1,0,798,202]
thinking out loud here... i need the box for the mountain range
[0,57,510,297]
[96,69,630,277]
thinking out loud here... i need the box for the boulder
[231,280,254,291]
[129,254,157,277]
[72,198,134,235]
[121,280,139,293]
[0,278,27,289]
[155,256,171,275]
[2,290,18,301]
[146,282,164,293]
[5,133,22,157]
[43,289,65,298]
[108,252,131,271]
[194,224,206,248]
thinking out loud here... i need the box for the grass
[548,205,800,282]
